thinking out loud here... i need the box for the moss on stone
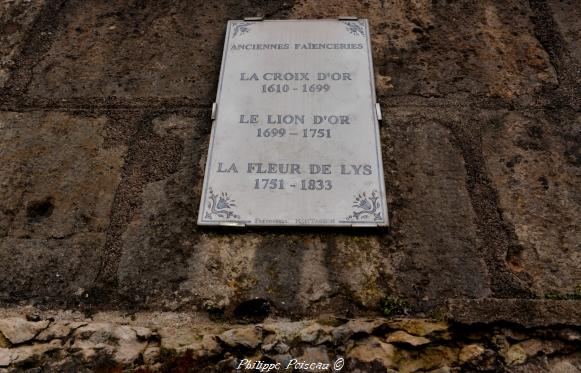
[380,296,411,317]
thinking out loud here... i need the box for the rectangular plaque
[198,19,388,227]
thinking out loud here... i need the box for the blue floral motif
[232,22,252,38]
[204,188,240,220]
[344,21,366,36]
[346,190,383,221]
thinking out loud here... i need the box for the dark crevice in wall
[528,0,580,109]
[87,111,184,308]
[528,0,566,83]
[2,0,67,97]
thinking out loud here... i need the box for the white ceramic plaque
[198,19,388,227]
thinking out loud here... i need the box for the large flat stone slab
[482,110,581,296]
[115,114,202,305]
[0,235,104,301]
[0,111,126,238]
[381,107,490,307]
[291,0,557,99]
[0,111,128,301]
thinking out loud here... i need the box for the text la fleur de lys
[217,162,372,175]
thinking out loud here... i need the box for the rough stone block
[0,111,128,300]
[291,0,557,99]
[482,110,581,296]
[0,317,49,344]
[447,299,581,327]
[0,0,45,88]
[382,107,490,306]
[0,235,103,301]
[548,0,581,67]
[114,114,202,305]
[0,112,126,238]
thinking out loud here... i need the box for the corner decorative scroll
[204,188,240,220]
[232,22,253,38]
[344,21,366,36]
[346,190,383,221]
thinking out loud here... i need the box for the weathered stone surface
[459,344,486,364]
[218,326,262,349]
[427,368,452,373]
[24,0,292,100]
[447,299,581,327]
[297,346,330,373]
[505,343,528,366]
[262,321,308,348]
[482,111,581,296]
[253,235,348,313]
[386,330,430,346]
[0,348,10,367]
[132,326,152,341]
[383,108,490,307]
[0,235,104,302]
[548,0,581,67]
[0,312,578,371]
[71,322,114,346]
[67,322,152,366]
[559,329,581,343]
[332,319,386,343]
[36,321,86,341]
[200,335,221,357]
[0,318,49,345]
[111,325,147,365]
[291,0,557,99]
[0,112,125,238]
[0,0,45,88]
[114,114,198,307]
[548,358,581,373]
[1,62,577,325]
[0,333,9,348]
[386,319,448,338]
[158,328,201,352]
[9,339,61,366]
[181,229,394,315]
[508,353,581,373]
[514,338,566,359]
[274,342,290,354]
[0,111,127,302]
[142,345,160,365]
[347,336,396,369]
[398,346,459,373]
[331,235,395,308]
[297,239,335,307]
[298,323,333,344]
[182,233,261,311]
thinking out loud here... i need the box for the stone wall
[0,305,580,372]
[0,0,579,371]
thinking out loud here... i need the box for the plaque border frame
[198,19,389,227]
